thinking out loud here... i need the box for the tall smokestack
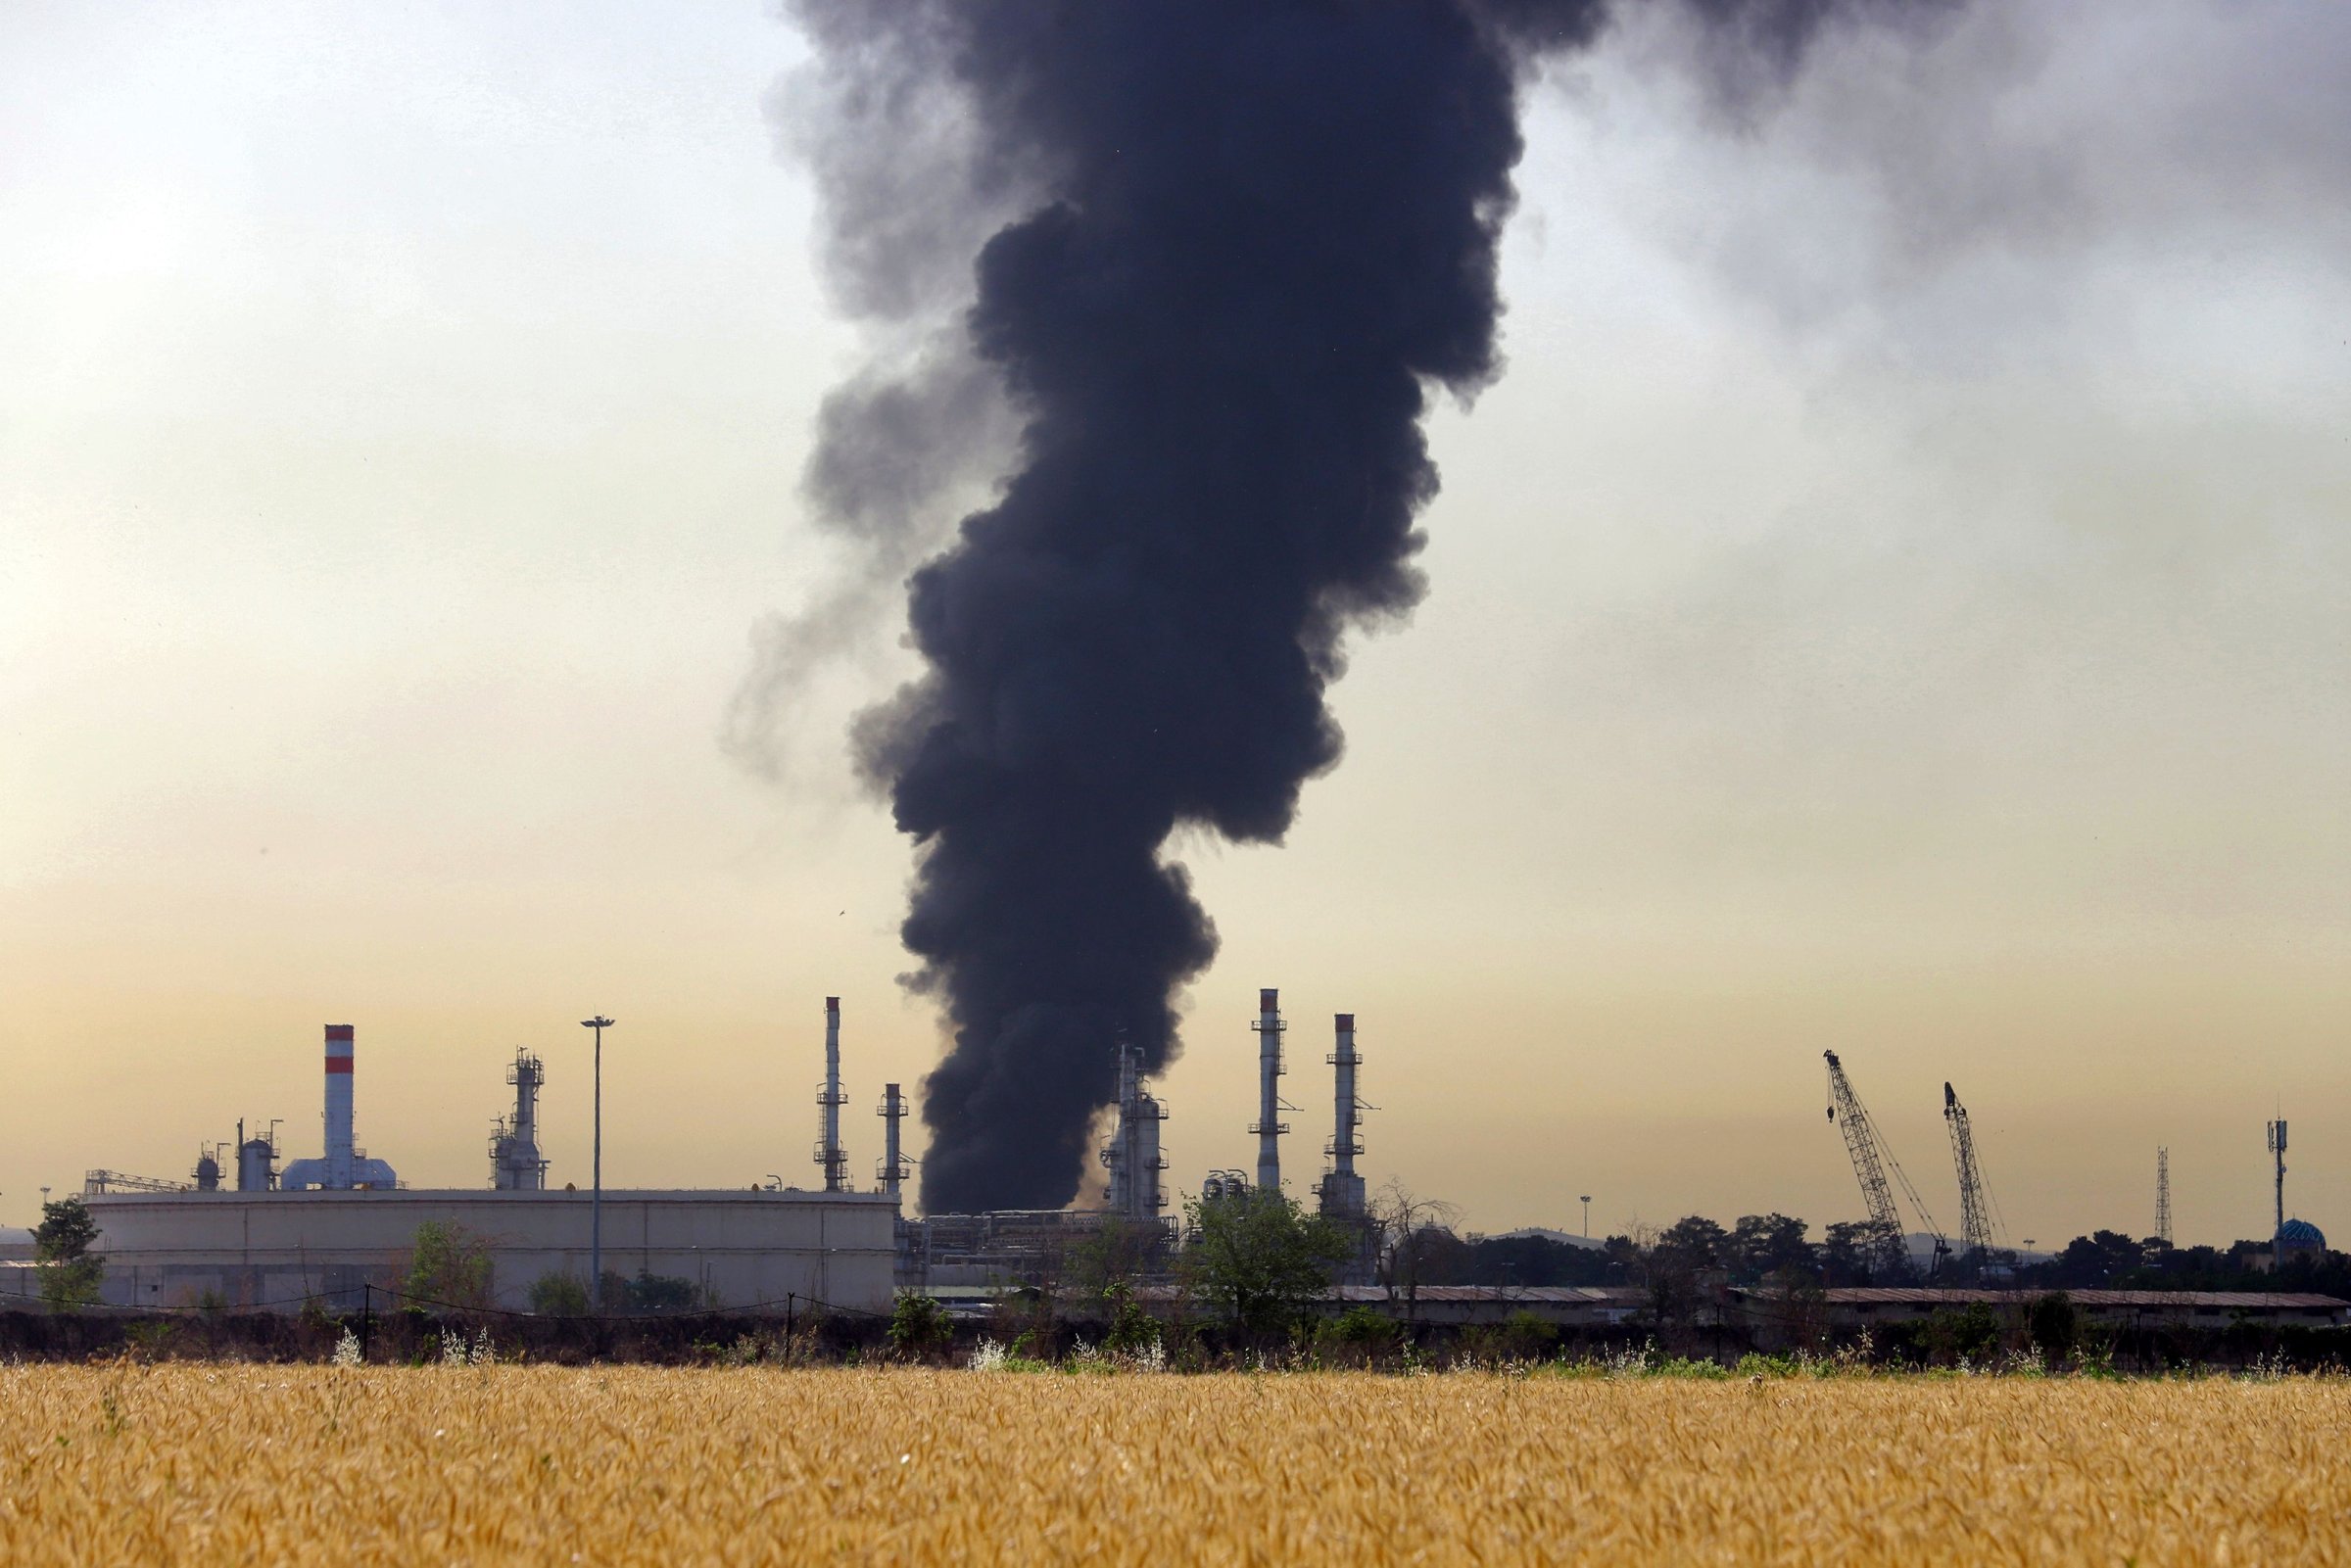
[323,1023,355,1189]
[877,1082,908,1201]
[1319,1013,1366,1221]
[816,997,848,1192]
[1252,989,1286,1193]
[281,1024,396,1191]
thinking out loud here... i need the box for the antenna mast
[2266,1119,2287,1243]
[1823,1051,1946,1279]
[2155,1146,2172,1246]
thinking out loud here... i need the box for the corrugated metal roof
[1808,1288,2346,1309]
[1329,1286,1641,1305]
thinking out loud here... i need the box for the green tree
[1181,1187,1352,1341]
[1655,1215,1729,1266]
[1820,1218,1905,1284]
[1066,1214,1167,1300]
[1726,1214,1815,1284]
[34,1196,105,1310]
[888,1292,955,1359]
[404,1221,493,1309]
[527,1271,591,1316]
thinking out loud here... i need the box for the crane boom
[1943,1081,1997,1269]
[1823,1052,1945,1279]
[82,1168,191,1195]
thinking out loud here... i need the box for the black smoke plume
[779,0,1933,1213]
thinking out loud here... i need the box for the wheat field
[1,1363,2345,1564]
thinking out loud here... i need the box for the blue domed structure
[2277,1218,2327,1258]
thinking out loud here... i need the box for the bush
[528,1272,592,1317]
[1314,1306,1399,1365]
[2029,1292,2077,1363]
[405,1222,493,1310]
[1922,1303,2004,1365]
[888,1293,955,1358]
[1101,1283,1161,1359]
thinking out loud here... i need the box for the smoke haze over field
[770,0,1950,1213]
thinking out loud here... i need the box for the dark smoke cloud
[774,0,1951,1212]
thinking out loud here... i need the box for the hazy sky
[5,1,2346,1248]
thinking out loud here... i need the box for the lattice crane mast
[1823,1051,1947,1279]
[1943,1081,2000,1271]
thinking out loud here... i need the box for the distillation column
[492,1050,548,1190]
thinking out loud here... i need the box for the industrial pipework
[1251,988,1287,1193]
[815,997,848,1193]
[278,1025,399,1191]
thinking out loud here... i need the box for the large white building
[62,1188,895,1315]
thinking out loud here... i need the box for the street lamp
[581,1016,614,1309]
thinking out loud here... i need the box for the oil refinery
[17,988,1382,1315]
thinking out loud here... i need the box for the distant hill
[1487,1227,1606,1252]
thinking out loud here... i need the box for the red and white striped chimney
[323,1023,355,1189]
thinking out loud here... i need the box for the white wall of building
[82,1189,896,1314]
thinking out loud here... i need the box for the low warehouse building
[1749,1288,2350,1330]
[62,1189,896,1315]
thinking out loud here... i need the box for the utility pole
[581,1016,614,1309]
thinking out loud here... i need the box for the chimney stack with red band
[323,1024,356,1188]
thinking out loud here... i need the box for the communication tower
[2155,1147,2172,1246]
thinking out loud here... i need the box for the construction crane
[82,1169,192,1195]
[1943,1082,2000,1272]
[1823,1052,1947,1280]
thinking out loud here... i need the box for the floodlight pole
[582,1016,614,1309]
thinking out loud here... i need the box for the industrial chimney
[815,998,848,1192]
[1317,1013,1367,1223]
[1251,988,1287,1193]
[278,1025,398,1191]
[877,1082,909,1202]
